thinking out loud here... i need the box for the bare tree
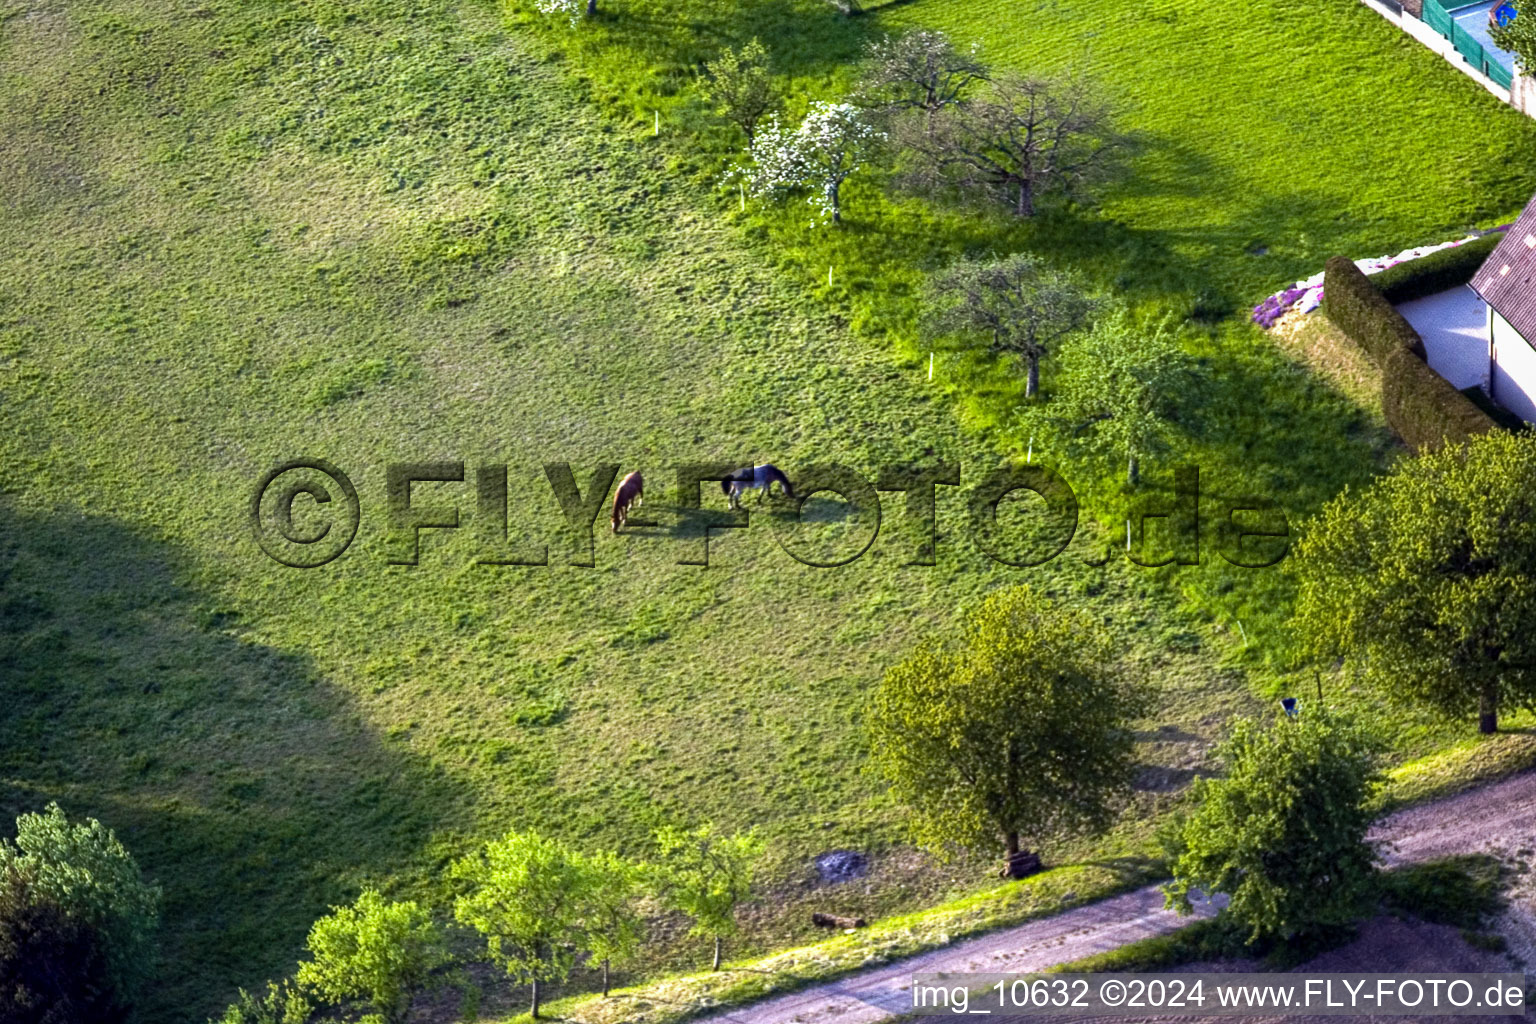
[702,39,775,153]
[859,30,989,116]
[899,73,1120,217]
[926,253,1096,398]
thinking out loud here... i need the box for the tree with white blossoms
[534,0,594,24]
[739,102,882,225]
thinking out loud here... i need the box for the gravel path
[700,770,1536,1024]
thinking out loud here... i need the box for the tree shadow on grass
[903,167,1361,319]
[1077,854,1162,881]
[0,502,469,1024]
[581,0,873,84]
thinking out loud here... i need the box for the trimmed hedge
[1371,233,1503,304]
[1321,256,1427,365]
[1382,347,1497,451]
[1322,254,1499,451]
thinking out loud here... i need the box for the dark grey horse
[722,464,795,510]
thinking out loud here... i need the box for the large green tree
[1052,311,1198,484]
[296,889,448,1024]
[452,831,594,1019]
[1492,7,1535,77]
[1163,713,1383,943]
[925,253,1095,398]
[0,804,160,1011]
[1292,430,1536,733]
[867,586,1146,871]
[652,824,764,971]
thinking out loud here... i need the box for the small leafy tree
[899,73,1120,217]
[211,980,313,1024]
[1052,311,1198,484]
[859,29,989,116]
[1491,7,1535,76]
[867,586,1145,869]
[0,803,160,1008]
[652,824,764,971]
[926,252,1095,398]
[578,852,644,997]
[0,864,119,1023]
[1291,430,1536,734]
[452,831,592,1019]
[296,889,447,1024]
[703,39,775,152]
[1162,713,1384,944]
[738,102,883,224]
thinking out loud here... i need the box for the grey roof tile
[1472,195,1536,343]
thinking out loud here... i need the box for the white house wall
[1397,286,1492,390]
[1491,309,1536,423]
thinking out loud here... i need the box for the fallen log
[811,911,868,930]
[1000,850,1043,880]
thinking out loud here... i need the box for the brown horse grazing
[611,471,644,532]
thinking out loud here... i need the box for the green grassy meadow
[2,0,1535,1019]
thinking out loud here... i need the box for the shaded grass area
[0,504,465,1009]
[1381,855,1508,931]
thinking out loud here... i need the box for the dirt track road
[701,770,1536,1024]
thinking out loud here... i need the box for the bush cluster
[0,867,120,1024]
[216,823,763,1023]
[1322,256,1496,451]
[0,804,162,1023]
